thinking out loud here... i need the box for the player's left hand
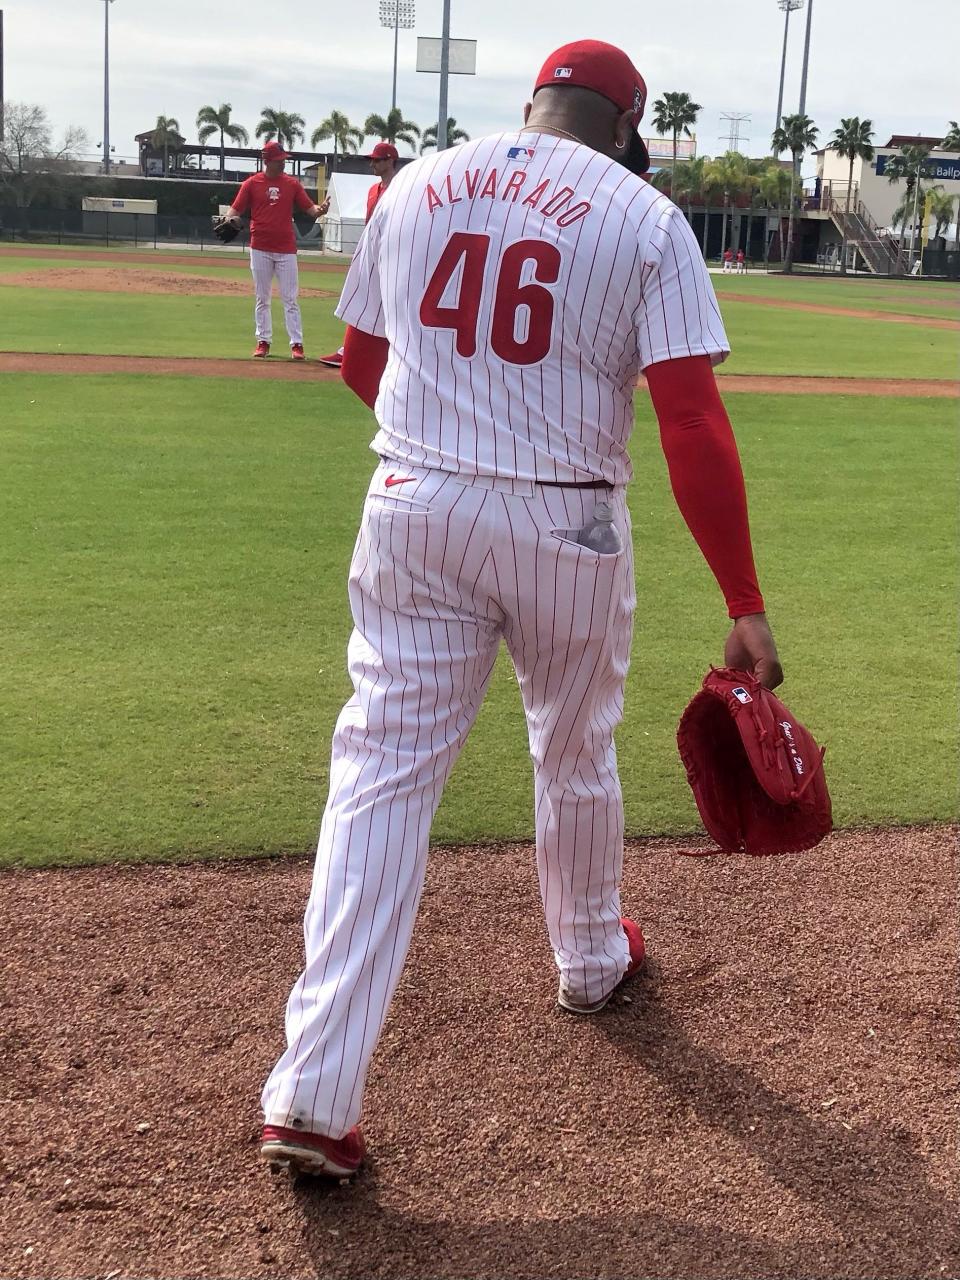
[317,197,331,217]
[724,612,783,690]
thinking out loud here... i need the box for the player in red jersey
[319,143,400,368]
[223,141,329,360]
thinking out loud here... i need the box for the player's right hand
[724,613,783,690]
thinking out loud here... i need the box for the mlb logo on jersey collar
[507,145,537,163]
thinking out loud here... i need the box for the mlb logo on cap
[554,66,573,78]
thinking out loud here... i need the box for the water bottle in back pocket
[577,500,623,554]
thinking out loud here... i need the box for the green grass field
[712,271,960,320]
[2,366,956,868]
[2,252,956,866]
[0,254,953,376]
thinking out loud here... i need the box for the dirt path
[1,350,957,396]
[0,267,339,298]
[0,825,955,1280]
[0,245,347,273]
[720,292,960,329]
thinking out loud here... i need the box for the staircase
[827,197,908,275]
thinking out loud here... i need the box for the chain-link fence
[0,206,352,255]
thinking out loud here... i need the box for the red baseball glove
[677,667,832,855]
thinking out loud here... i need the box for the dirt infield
[1,349,957,397]
[0,267,339,298]
[720,293,960,330]
[0,824,955,1279]
[0,245,347,272]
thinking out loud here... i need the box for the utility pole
[0,10,5,147]
[775,0,803,133]
[102,0,116,174]
[437,0,450,150]
[797,0,813,118]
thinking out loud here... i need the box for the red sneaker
[291,343,305,361]
[557,917,645,1014]
[253,340,270,359]
[318,349,343,368]
[261,1123,365,1177]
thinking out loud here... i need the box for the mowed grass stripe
[1,281,957,379]
[1,373,955,867]
[713,272,960,320]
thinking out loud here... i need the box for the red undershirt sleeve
[341,325,389,410]
[644,355,765,619]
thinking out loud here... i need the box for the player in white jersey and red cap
[260,39,782,1178]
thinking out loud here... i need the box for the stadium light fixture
[775,0,803,136]
[379,0,416,114]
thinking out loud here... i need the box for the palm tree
[705,151,752,259]
[771,113,819,272]
[196,103,249,180]
[754,161,793,267]
[420,118,470,153]
[255,108,306,153]
[940,121,960,151]
[884,143,932,266]
[651,91,702,171]
[311,111,364,158]
[827,117,875,274]
[364,108,421,152]
[150,115,182,176]
[925,187,954,242]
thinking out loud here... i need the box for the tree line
[650,94,960,272]
[146,105,471,178]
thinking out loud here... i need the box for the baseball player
[223,140,330,360]
[736,248,747,274]
[319,143,400,369]
[260,39,782,1178]
[722,246,734,272]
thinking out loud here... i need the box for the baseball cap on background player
[261,141,289,162]
[370,142,399,161]
[534,39,650,176]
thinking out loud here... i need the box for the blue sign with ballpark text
[875,153,960,181]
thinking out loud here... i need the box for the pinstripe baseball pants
[262,460,636,1138]
[250,248,303,345]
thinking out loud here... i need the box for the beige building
[815,134,960,230]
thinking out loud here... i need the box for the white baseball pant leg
[262,464,634,1139]
[250,250,303,346]
[250,248,275,343]
[274,252,303,346]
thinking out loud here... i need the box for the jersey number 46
[419,231,561,366]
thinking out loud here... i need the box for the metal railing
[825,196,908,275]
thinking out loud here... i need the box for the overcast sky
[2,0,955,172]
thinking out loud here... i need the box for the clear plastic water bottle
[577,500,623,554]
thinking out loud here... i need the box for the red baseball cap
[370,142,399,161]
[262,141,288,162]
[534,39,650,174]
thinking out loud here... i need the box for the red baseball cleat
[318,349,343,368]
[291,343,305,361]
[557,917,645,1014]
[261,1123,365,1177]
[253,340,270,359]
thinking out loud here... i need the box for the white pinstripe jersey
[336,130,729,485]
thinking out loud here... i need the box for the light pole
[102,0,115,175]
[775,0,802,134]
[797,0,814,118]
[378,0,415,114]
[437,0,450,150]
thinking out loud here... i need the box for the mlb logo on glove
[677,667,832,856]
